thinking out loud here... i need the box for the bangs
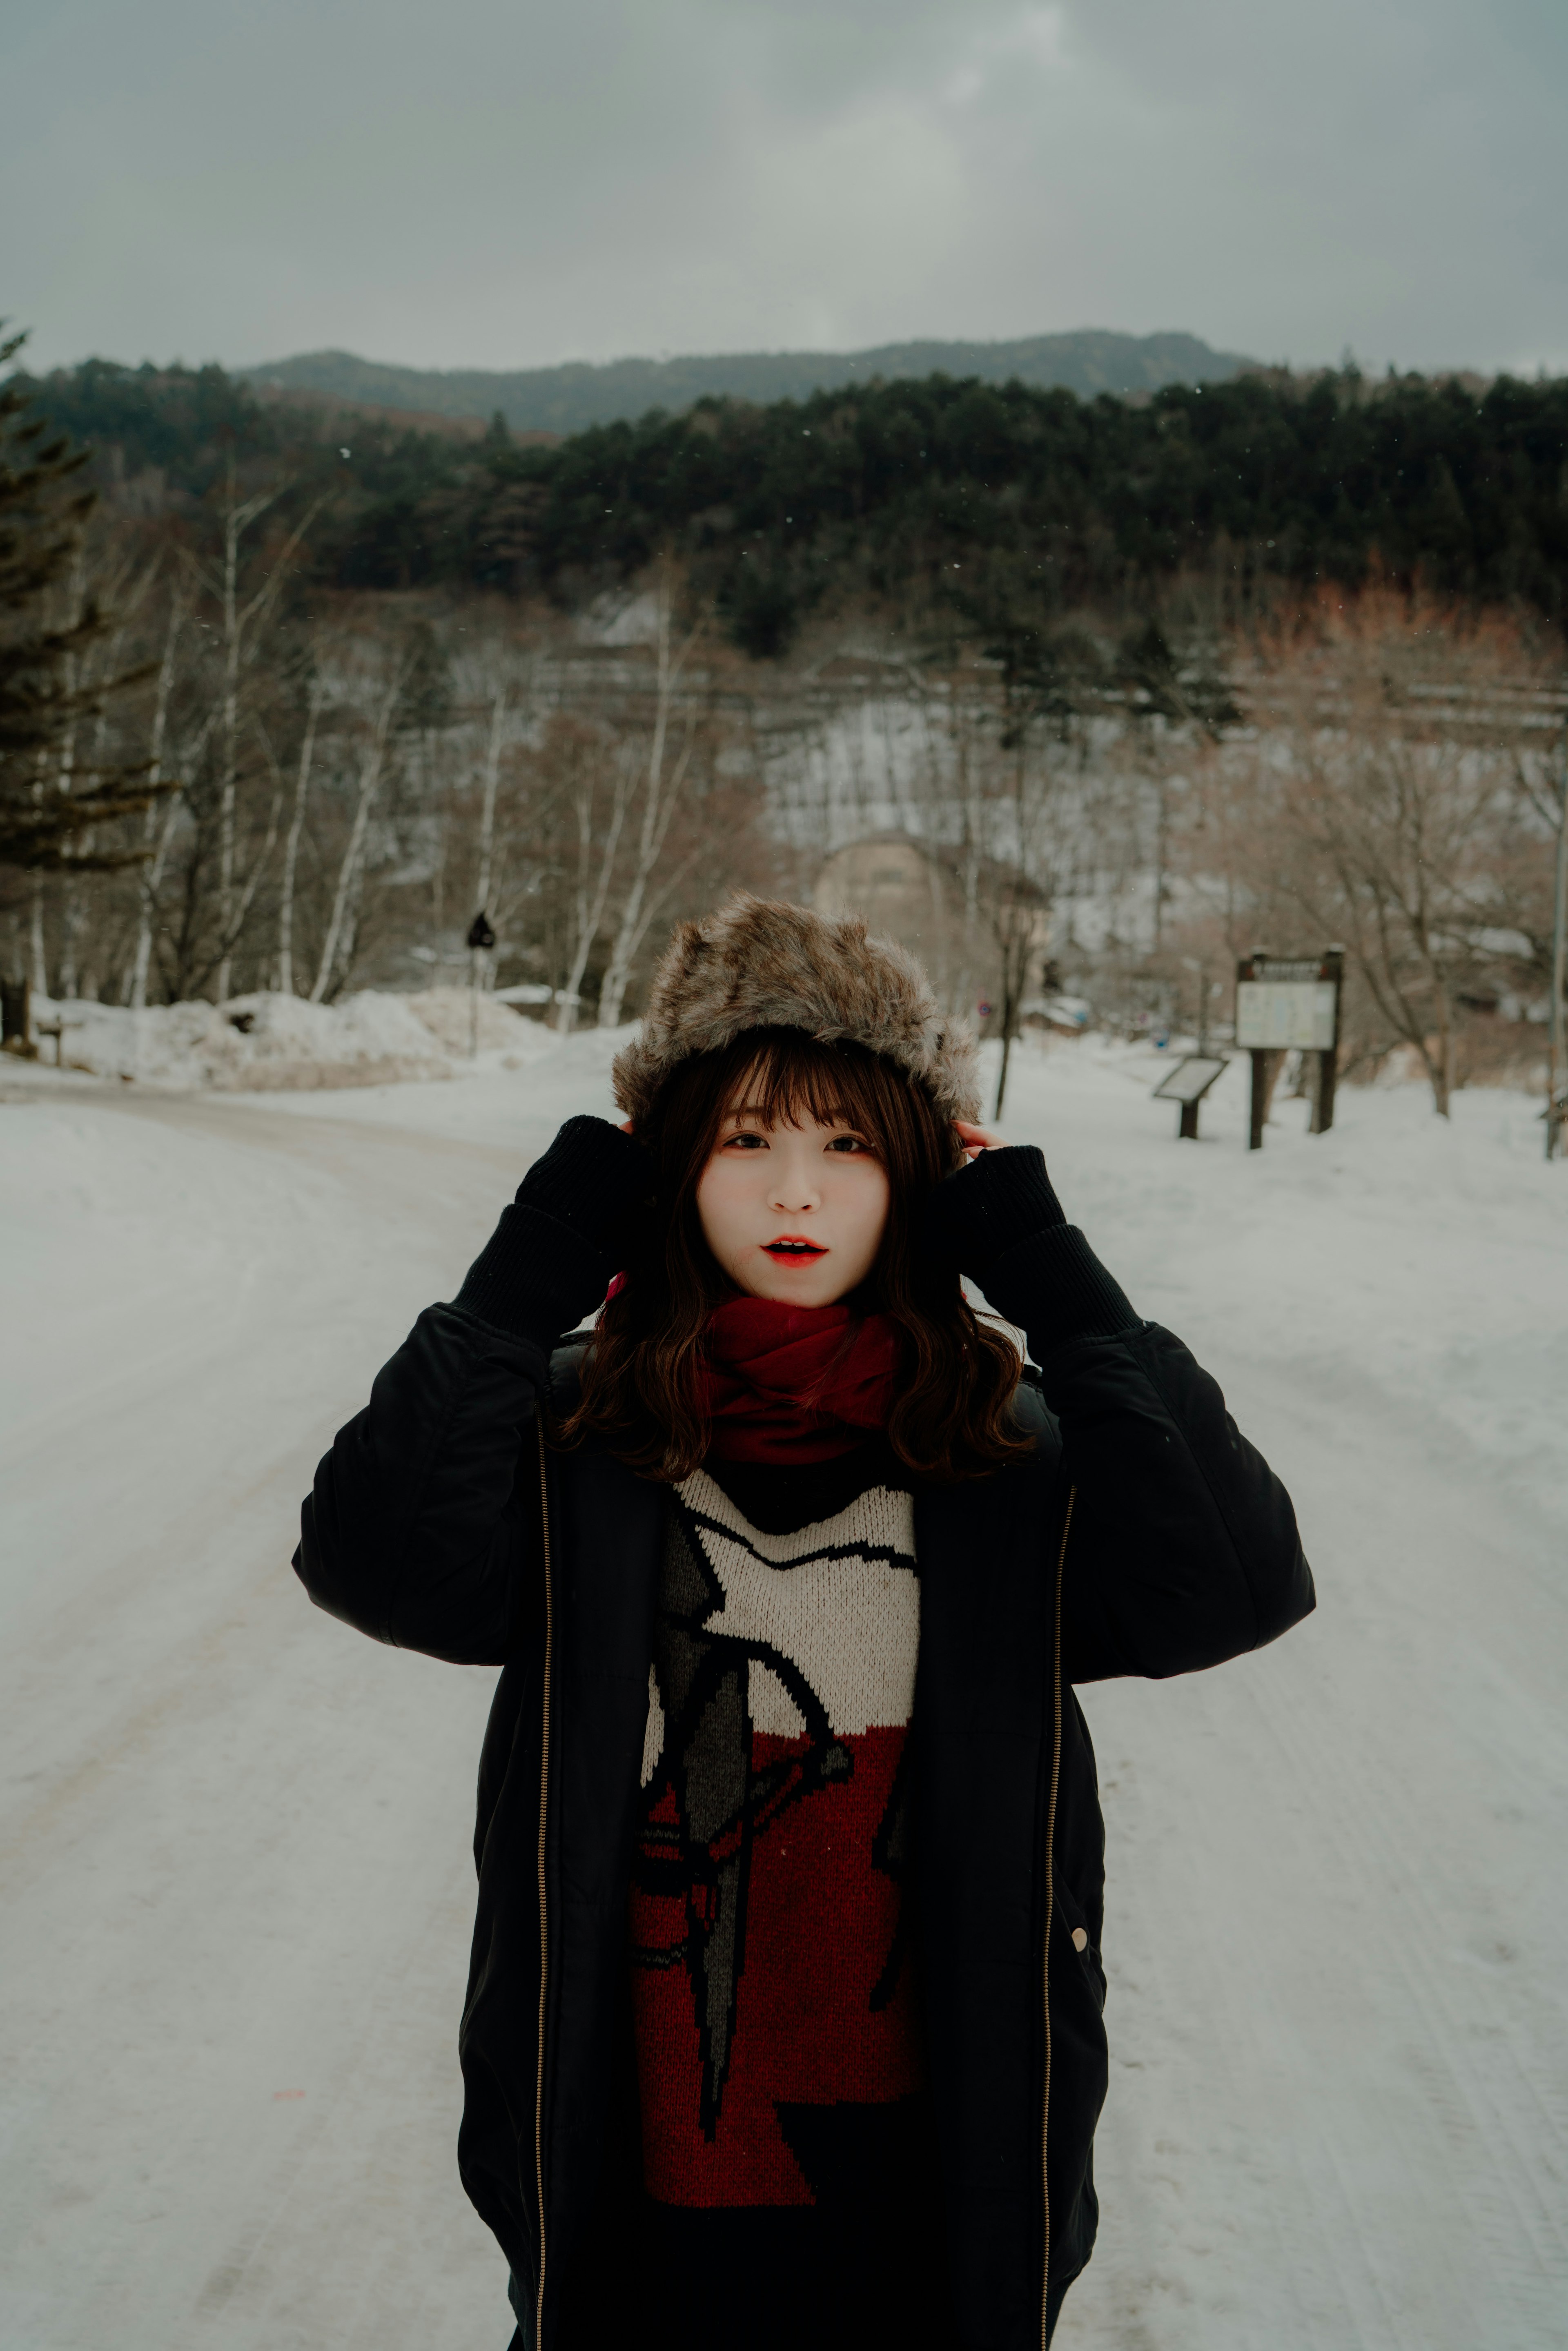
[722,1030,901,1137]
[637,1022,962,1199]
[566,1016,1024,1480]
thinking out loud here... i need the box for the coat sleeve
[975,1211,1314,1685]
[294,1139,630,1665]
[294,1302,552,1667]
[1039,1320,1314,1683]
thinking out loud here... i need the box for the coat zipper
[1040,1484,1076,2349]
[533,1420,555,2351]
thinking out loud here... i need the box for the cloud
[1,0,1562,377]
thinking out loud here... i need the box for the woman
[296,894,1313,2351]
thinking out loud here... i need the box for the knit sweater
[630,1443,952,2344]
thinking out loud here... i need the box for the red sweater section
[629,1468,922,2211]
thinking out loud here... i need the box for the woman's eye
[827,1134,869,1154]
[726,1131,766,1150]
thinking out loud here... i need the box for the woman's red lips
[763,1237,827,1257]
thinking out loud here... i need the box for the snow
[22,985,538,1090]
[1,1034,1564,2350]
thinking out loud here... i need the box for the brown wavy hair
[561,1026,1031,1482]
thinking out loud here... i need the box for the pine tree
[0,328,165,872]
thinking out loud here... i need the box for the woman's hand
[953,1119,1007,1163]
[513,1116,654,1257]
[925,1139,1063,1280]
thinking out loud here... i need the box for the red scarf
[698,1295,902,1464]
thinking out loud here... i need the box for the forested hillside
[237,327,1256,434]
[6,345,1564,1088]
[21,357,1568,656]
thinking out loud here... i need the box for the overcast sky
[3,0,1564,380]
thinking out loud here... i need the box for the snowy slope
[0,1038,1563,2351]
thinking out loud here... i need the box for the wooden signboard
[1235,950,1343,1147]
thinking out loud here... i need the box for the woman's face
[695,1093,892,1307]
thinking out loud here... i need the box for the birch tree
[182,464,319,1000]
[211,468,278,1001]
[127,587,187,1007]
[276,673,325,996]
[129,709,216,1010]
[41,550,87,996]
[983,738,1062,1118]
[557,737,633,1034]
[310,664,403,1004]
[596,577,706,1028]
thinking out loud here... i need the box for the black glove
[924,1143,1139,1353]
[454,1116,655,1341]
[513,1115,655,1265]
[923,1144,1066,1281]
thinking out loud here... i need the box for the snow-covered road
[2,1038,1564,2350]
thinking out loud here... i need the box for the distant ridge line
[240,329,1258,436]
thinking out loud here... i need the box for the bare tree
[557,734,633,1034]
[1239,597,1547,1114]
[127,590,194,1009]
[180,465,318,1000]
[597,575,708,1028]
[982,749,1061,1119]
[212,470,279,1001]
[276,673,325,996]
[310,661,403,1004]
[129,707,217,1010]
[25,550,91,994]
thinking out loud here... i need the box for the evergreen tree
[0,330,165,873]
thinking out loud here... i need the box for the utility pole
[1548,732,1568,1162]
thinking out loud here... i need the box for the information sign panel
[1235,978,1338,1050]
[1152,1054,1229,1106]
[1152,1052,1229,1140]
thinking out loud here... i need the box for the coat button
[1071,1927,1089,1953]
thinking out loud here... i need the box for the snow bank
[20,985,550,1091]
[392,984,551,1060]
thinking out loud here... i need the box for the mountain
[239,329,1258,435]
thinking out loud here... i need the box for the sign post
[466,909,497,1059]
[0,974,33,1058]
[1310,947,1344,1136]
[1235,950,1343,1150]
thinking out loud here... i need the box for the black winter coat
[295,1136,1313,2351]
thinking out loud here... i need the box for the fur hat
[612,893,980,1126]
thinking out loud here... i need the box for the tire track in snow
[1059,1346,1568,2351]
[1,1095,526,2351]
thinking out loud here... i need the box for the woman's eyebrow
[722,1102,853,1127]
